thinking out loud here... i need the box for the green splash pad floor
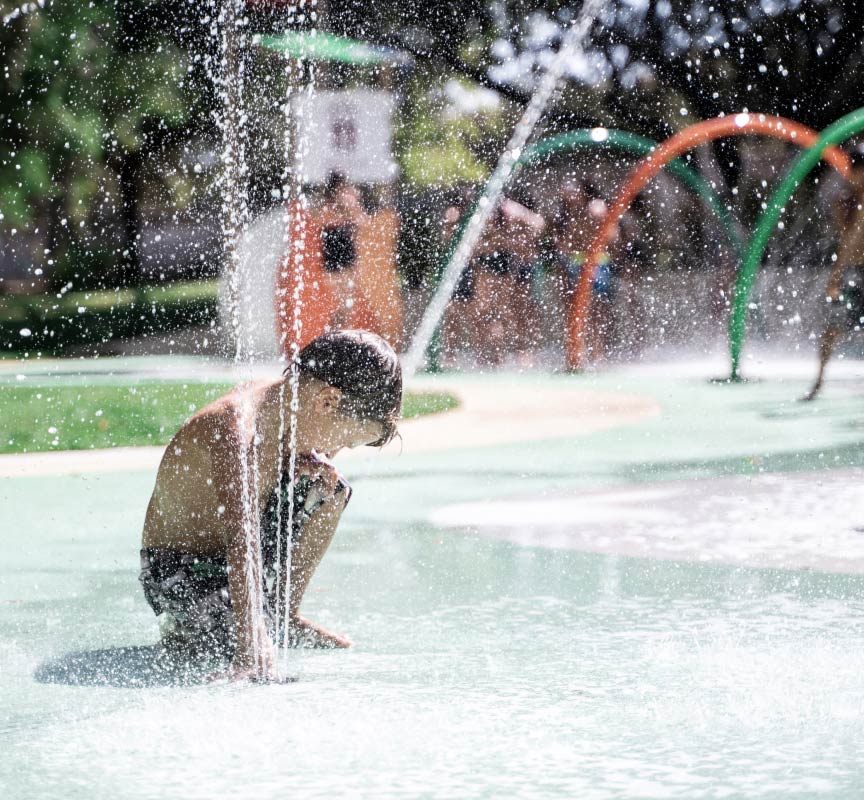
[2,361,864,799]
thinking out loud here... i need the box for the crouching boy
[139,330,401,681]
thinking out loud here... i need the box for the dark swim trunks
[452,261,476,302]
[514,258,535,285]
[139,472,351,651]
[550,252,614,298]
[139,548,234,651]
[477,250,514,277]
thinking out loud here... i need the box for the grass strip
[0,381,457,454]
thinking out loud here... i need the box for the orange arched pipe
[566,113,853,370]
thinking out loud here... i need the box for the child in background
[803,163,864,400]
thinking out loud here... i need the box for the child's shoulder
[176,379,276,448]
[180,382,269,443]
[173,392,235,446]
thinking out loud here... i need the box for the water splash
[212,0,267,674]
[273,1,318,673]
[401,0,607,379]
[2,0,49,26]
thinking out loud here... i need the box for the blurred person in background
[470,197,544,365]
[294,173,404,351]
[541,181,615,362]
[315,172,364,330]
[803,160,864,400]
[439,191,546,367]
[501,195,545,360]
[440,186,481,368]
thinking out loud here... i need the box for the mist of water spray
[401,0,606,379]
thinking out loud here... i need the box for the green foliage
[402,391,459,418]
[0,380,234,454]
[0,278,219,354]
[400,135,489,187]
[395,73,509,187]
[0,1,207,274]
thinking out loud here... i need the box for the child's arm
[286,485,352,648]
[212,432,279,680]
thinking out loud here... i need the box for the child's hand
[294,452,350,507]
[289,614,352,648]
[295,451,339,491]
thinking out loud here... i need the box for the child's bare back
[143,382,282,556]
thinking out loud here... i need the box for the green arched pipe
[728,106,864,379]
[514,129,743,257]
[421,127,743,371]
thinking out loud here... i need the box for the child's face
[324,415,386,458]
[302,380,392,456]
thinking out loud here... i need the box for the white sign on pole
[293,89,398,184]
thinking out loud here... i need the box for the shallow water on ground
[3,367,864,799]
[3,470,864,799]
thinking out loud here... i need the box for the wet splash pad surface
[2,360,864,799]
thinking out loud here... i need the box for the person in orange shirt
[276,174,404,355]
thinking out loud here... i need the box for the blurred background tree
[334,0,864,200]
[0,0,215,290]
[2,0,864,297]
[344,0,864,134]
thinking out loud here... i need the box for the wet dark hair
[288,330,402,447]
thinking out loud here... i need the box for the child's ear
[315,385,343,414]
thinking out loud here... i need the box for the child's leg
[802,323,844,401]
[139,548,235,658]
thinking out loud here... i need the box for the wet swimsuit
[321,224,356,273]
[477,250,514,277]
[139,548,234,652]
[549,251,613,298]
[514,258,535,285]
[454,251,523,302]
[139,472,351,653]
[453,261,476,302]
